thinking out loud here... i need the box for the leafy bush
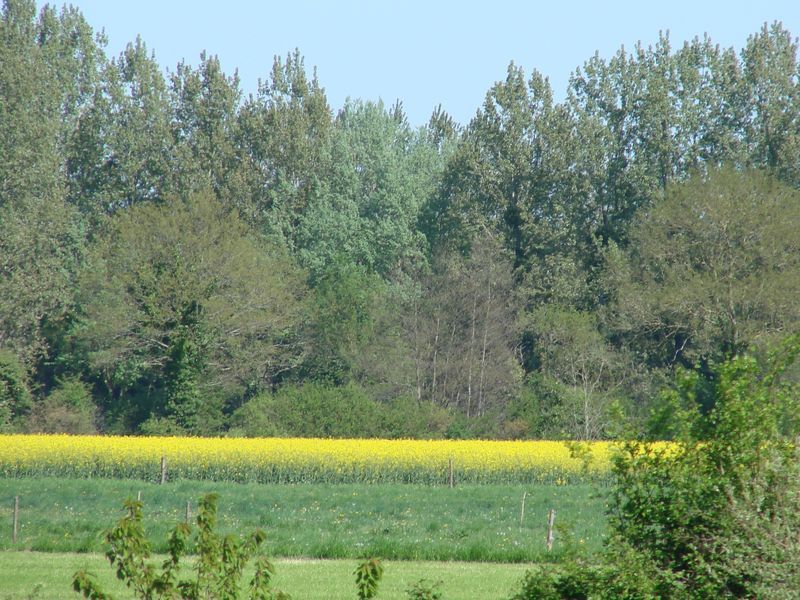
[72,493,387,599]
[229,383,382,438]
[380,396,453,439]
[509,334,800,599]
[406,578,443,599]
[354,558,383,599]
[73,493,288,600]
[29,376,97,434]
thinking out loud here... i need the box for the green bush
[354,557,383,600]
[73,493,386,600]
[229,383,382,438]
[406,578,443,600]
[380,396,453,439]
[29,376,97,434]
[509,334,800,599]
[73,493,288,600]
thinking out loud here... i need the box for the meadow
[0,552,535,600]
[0,478,606,562]
[0,435,610,598]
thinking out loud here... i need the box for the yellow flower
[0,434,631,484]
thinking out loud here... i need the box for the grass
[0,551,535,600]
[0,478,607,562]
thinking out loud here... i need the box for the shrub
[229,383,382,438]
[354,557,383,600]
[29,376,97,434]
[406,578,443,599]
[380,396,453,439]
[73,493,288,600]
[509,334,800,599]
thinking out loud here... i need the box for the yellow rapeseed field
[0,434,618,484]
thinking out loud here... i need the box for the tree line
[1,0,799,438]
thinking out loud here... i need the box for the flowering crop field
[0,434,616,484]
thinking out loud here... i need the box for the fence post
[546,509,556,551]
[448,458,454,488]
[160,456,167,484]
[185,500,191,523]
[12,496,19,544]
[519,491,527,528]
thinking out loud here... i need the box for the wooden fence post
[12,496,19,544]
[519,491,527,528]
[160,456,167,484]
[185,500,191,523]
[546,509,556,551]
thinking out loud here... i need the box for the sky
[38,0,800,126]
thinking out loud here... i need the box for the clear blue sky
[40,0,800,126]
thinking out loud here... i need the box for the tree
[0,349,32,431]
[425,64,598,314]
[0,1,93,374]
[28,376,96,434]
[405,234,521,417]
[297,99,436,278]
[0,0,63,207]
[566,24,800,255]
[68,36,174,215]
[427,65,561,268]
[236,50,333,244]
[0,195,86,372]
[72,192,306,433]
[526,306,630,440]
[607,168,800,370]
[300,261,385,384]
[741,22,800,187]
[169,52,246,202]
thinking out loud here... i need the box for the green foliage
[73,191,306,432]
[508,545,662,600]
[354,558,383,599]
[404,235,522,418]
[230,384,456,440]
[29,376,96,434]
[379,397,454,439]
[303,262,385,384]
[72,493,288,600]
[0,349,32,431]
[508,564,598,600]
[509,334,800,598]
[236,49,333,245]
[297,99,436,278]
[0,195,86,372]
[169,52,244,203]
[406,579,443,600]
[524,307,632,440]
[71,36,175,213]
[608,168,800,369]
[3,0,800,442]
[230,383,381,438]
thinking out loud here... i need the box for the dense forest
[1,0,798,439]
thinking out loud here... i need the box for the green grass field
[0,551,537,600]
[0,478,607,562]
